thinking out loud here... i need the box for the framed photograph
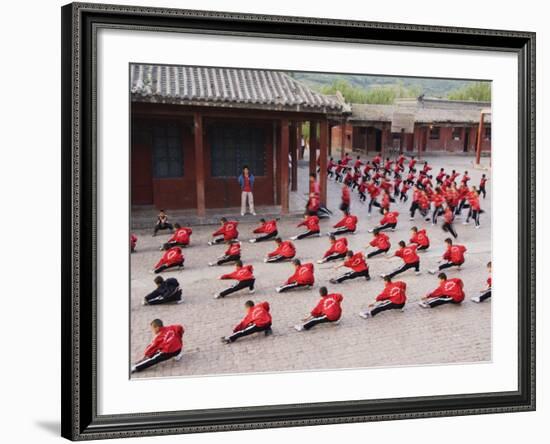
[61,2,536,440]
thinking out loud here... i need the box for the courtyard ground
[130,155,491,379]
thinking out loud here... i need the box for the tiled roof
[130,64,347,114]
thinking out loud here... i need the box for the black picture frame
[61,2,536,440]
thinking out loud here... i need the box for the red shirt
[487,276,492,288]
[144,325,184,357]
[130,234,137,250]
[443,208,454,224]
[224,242,241,257]
[334,214,358,231]
[344,252,368,272]
[370,232,391,250]
[168,227,192,245]
[234,302,272,331]
[213,221,239,241]
[324,238,348,257]
[155,247,184,269]
[299,215,320,232]
[367,183,380,198]
[443,244,467,264]
[376,281,407,304]
[432,193,445,207]
[286,263,315,285]
[243,175,251,192]
[268,241,296,259]
[311,293,343,321]
[342,186,351,204]
[380,211,399,225]
[428,278,465,302]
[395,245,419,264]
[253,220,278,234]
[221,265,254,281]
[410,229,430,247]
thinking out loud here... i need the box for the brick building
[130,65,347,215]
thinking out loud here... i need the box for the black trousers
[410,201,420,217]
[211,237,227,245]
[266,254,292,263]
[367,248,389,258]
[386,261,420,279]
[145,287,182,305]
[217,254,241,265]
[442,222,458,238]
[417,244,429,251]
[359,191,367,201]
[133,349,181,372]
[370,300,405,317]
[368,198,381,213]
[154,261,184,274]
[162,241,187,250]
[400,191,408,202]
[438,261,463,271]
[479,185,486,199]
[339,202,350,213]
[228,323,272,342]
[253,231,278,242]
[479,289,492,302]
[154,222,173,235]
[278,281,311,292]
[328,227,355,236]
[303,315,334,330]
[334,269,370,283]
[374,222,396,232]
[323,252,347,262]
[466,209,481,226]
[219,279,255,297]
[297,230,320,240]
[426,296,460,308]
[432,206,444,224]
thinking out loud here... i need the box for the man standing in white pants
[239,165,256,216]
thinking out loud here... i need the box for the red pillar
[193,112,205,217]
[290,123,298,192]
[309,121,318,175]
[381,126,387,158]
[476,113,485,165]
[280,119,290,214]
[340,121,346,159]
[319,119,329,206]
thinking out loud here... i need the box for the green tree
[319,79,420,104]
[447,82,491,102]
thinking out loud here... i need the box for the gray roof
[130,64,347,115]
[349,101,491,125]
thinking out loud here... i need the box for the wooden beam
[309,121,318,175]
[319,120,329,206]
[193,112,206,217]
[280,119,290,214]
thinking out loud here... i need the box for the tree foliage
[319,79,421,105]
[447,82,491,102]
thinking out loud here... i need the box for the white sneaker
[391,228,396,232]
[294,324,304,332]
[333,319,341,325]
[251,212,257,216]
[471,296,481,303]
[249,288,255,294]
[174,351,184,361]
[475,225,480,229]
[142,299,148,306]
[275,286,282,293]
[415,271,422,276]
[368,228,374,233]
[409,217,414,221]
[214,293,221,299]
[176,299,184,304]
[207,241,213,246]
[317,259,325,264]
[290,235,298,240]
[241,213,245,216]
[379,273,386,278]
[249,239,256,243]
[401,306,406,312]
[428,269,436,275]
[263,258,268,263]
[208,262,216,267]
[316,232,322,237]
[359,311,370,319]
[418,301,429,308]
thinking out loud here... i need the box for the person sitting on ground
[381,241,421,279]
[294,286,343,332]
[143,276,183,306]
[472,261,492,303]
[368,208,399,233]
[152,246,184,274]
[419,272,465,308]
[409,226,430,251]
[317,235,348,264]
[161,223,192,250]
[291,214,321,240]
[276,259,315,293]
[264,237,296,263]
[214,260,256,299]
[330,250,370,284]
[131,319,184,373]
[428,238,467,274]
[208,240,241,267]
[328,211,358,236]
[359,276,407,320]
[153,209,173,236]
[221,300,272,344]
[208,217,239,245]
[250,218,278,243]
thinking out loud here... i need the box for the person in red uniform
[460,170,471,186]
[221,300,273,343]
[214,260,256,299]
[383,157,393,174]
[400,181,410,202]
[421,161,432,175]
[372,154,382,170]
[330,250,370,284]
[464,186,482,228]
[380,191,392,213]
[130,233,137,253]
[442,205,458,238]
[393,174,402,197]
[318,235,349,264]
[409,226,430,251]
[408,156,417,172]
[276,259,315,293]
[153,246,184,273]
[208,217,239,245]
[131,319,184,373]
[353,155,363,170]
[366,229,391,258]
[340,184,351,213]
[455,183,471,217]
[429,238,467,274]
[294,286,343,331]
[472,261,492,303]
[358,179,368,202]
[327,157,336,179]
[250,218,278,243]
[430,188,446,224]
[436,168,446,185]
[334,160,344,182]
[291,214,321,240]
[479,174,488,199]
[369,209,398,233]
[264,237,296,263]
[329,212,358,236]
[208,240,241,267]
[383,241,421,279]
[161,223,192,250]
[419,273,465,308]
[367,180,382,215]
[359,276,407,319]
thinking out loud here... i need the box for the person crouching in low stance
[429,238,466,274]
[330,250,370,284]
[221,300,272,344]
[291,214,321,240]
[264,237,296,263]
[276,259,314,293]
[208,217,239,245]
[317,235,348,264]
[153,246,184,273]
[249,218,278,243]
[143,276,183,306]
[161,223,192,251]
[472,261,492,303]
[214,260,255,299]
[359,276,407,319]
[294,286,343,331]
[208,240,241,267]
[131,319,184,373]
[419,273,465,308]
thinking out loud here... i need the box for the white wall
[0,0,545,443]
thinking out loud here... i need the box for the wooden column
[476,113,485,165]
[340,120,346,159]
[381,126,387,158]
[298,124,304,160]
[280,119,290,214]
[319,119,329,206]
[328,124,333,156]
[290,123,298,192]
[309,121,318,175]
[193,112,206,217]
[364,127,368,154]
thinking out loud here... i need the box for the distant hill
[291,72,483,99]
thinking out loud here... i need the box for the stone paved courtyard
[130,155,491,379]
